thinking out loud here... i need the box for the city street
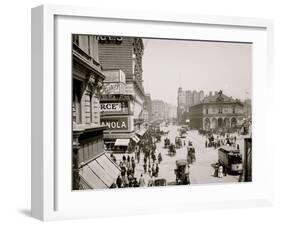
[114,124,242,186]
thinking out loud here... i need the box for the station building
[189,90,245,131]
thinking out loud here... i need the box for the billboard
[101,117,130,131]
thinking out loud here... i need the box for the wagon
[168,143,176,156]
[174,159,190,185]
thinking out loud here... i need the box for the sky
[142,38,252,106]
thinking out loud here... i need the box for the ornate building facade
[189,90,245,131]
[72,34,120,190]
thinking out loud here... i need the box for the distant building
[152,100,169,121]
[168,105,177,119]
[144,94,152,122]
[177,88,204,124]
[189,90,244,131]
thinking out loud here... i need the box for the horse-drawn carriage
[175,137,182,149]
[168,143,176,156]
[164,137,170,148]
[174,159,190,185]
[156,133,161,142]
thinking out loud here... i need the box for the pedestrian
[205,140,208,148]
[122,155,126,162]
[121,165,126,177]
[155,164,159,177]
[151,164,155,177]
[137,151,140,163]
[127,155,130,163]
[143,162,147,173]
[152,152,156,163]
[147,176,154,187]
[131,158,136,175]
[213,163,219,177]
[237,144,240,150]
[122,175,129,187]
[116,175,122,188]
[139,174,146,187]
[157,153,162,164]
[218,165,224,178]
[148,165,152,176]
[184,140,186,146]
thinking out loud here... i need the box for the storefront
[100,94,138,152]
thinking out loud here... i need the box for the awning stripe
[79,165,108,189]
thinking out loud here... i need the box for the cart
[164,137,170,148]
[168,143,176,156]
[174,159,190,185]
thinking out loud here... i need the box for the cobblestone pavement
[114,125,244,186]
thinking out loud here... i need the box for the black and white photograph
[72,35,252,190]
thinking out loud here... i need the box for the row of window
[72,79,100,125]
[205,107,236,114]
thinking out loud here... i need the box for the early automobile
[174,159,190,185]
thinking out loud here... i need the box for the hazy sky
[142,39,252,105]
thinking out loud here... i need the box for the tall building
[144,94,152,122]
[72,34,120,190]
[97,36,146,151]
[97,36,146,130]
[177,88,205,124]
[189,90,244,131]
[152,100,167,121]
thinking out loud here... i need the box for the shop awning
[136,128,147,136]
[79,153,121,189]
[131,135,140,143]
[79,165,107,189]
[114,139,130,146]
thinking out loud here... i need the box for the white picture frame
[31,4,274,221]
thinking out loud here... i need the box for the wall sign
[100,102,122,112]
[101,117,129,130]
